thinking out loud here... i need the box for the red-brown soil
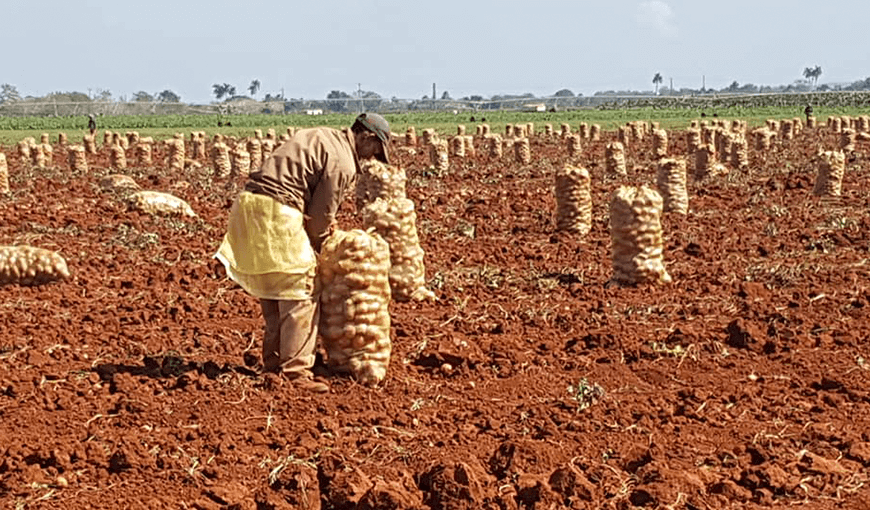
[1,125,869,509]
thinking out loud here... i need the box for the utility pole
[670,77,673,94]
[702,75,706,91]
[432,83,436,103]
[358,83,363,113]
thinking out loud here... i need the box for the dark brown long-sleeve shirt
[245,127,359,251]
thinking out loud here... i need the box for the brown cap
[354,113,391,164]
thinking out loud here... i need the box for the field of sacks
[1,119,869,509]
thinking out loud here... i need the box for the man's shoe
[290,376,329,394]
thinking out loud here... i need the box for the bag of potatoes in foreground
[0,246,70,286]
[318,229,392,386]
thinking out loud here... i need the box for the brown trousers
[260,298,319,377]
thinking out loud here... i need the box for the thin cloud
[636,1,677,39]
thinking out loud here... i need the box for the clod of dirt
[257,461,320,510]
[726,319,773,353]
[417,460,496,510]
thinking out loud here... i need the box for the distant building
[305,109,323,115]
[522,103,546,112]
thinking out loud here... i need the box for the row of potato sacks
[318,159,436,386]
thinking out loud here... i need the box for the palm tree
[212,83,229,101]
[803,66,823,89]
[652,73,663,94]
[249,79,261,98]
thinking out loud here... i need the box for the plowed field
[1,124,869,509]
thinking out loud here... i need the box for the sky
[3,0,870,104]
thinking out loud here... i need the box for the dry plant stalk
[656,158,688,214]
[318,228,392,386]
[354,159,407,211]
[362,198,435,302]
[211,142,231,178]
[110,145,127,170]
[605,142,626,176]
[67,145,88,173]
[566,134,582,157]
[652,129,668,158]
[128,191,196,217]
[429,140,449,173]
[813,150,846,197]
[554,165,592,235]
[514,138,531,164]
[0,246,70,287]
[609,185,671,285]
[0,153,7,194]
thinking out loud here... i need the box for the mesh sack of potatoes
[0,246,71,287]
[40,133,49,145]
[554,165,592,235]
[717,131,733,164]
[128,191,196,217]
[58,132,67,145]
[456,125,466,136]
[629,122,644,142]
[114,133,129,150]
[127,131,140,146]
[605,142,627,176]
[261,139,276,160]
[839,129,856,152]
[590,124,601,141]
[857,116,870,132]
[792,117,803,135]
[560,123,571,137]
[0,153,7,194]
[686,128,702,155]
[41,143,54,167]
[266,128,276,141]
[656,158,688,214]
[609,185,671,285]
[190,132,204,160]
[450,136,466,158]
[230,145,251,178]
[858,132,870,142]
[136,141,153,167]
[693,145,715,180]
[421,128,437,146]
[617,126,629,146]
[812,150,846,197]
[730,135,749,169]
[30,143,46,169]
[246,138,263,171]
[566,134,582,157]
[702,126,716,147]
[780,120,794,141]
[830,117,842,133]
[526,123,534,137]
[806,116,817,129]
[83,134,97,155]
[103,130,113,147]
[110,145,127,170]
[211,142,231,178]
[475,125,484,136]
[362,198,436,302]
[318,228,392,386]
[481,124,491,136]
[463,135,475,158]
[753,129,773,151]
[100,174,140,192]
[429,140,449,173]
[487,134,503,158]
[579,123,589,139]
[354,159,407,211]
[543,124,553,137]
[505,124,515,138]
[652,129,668,158]
[405,127,417,146]
[67,145,88,173]
[166,138,185,172]
[514,138,531,164]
